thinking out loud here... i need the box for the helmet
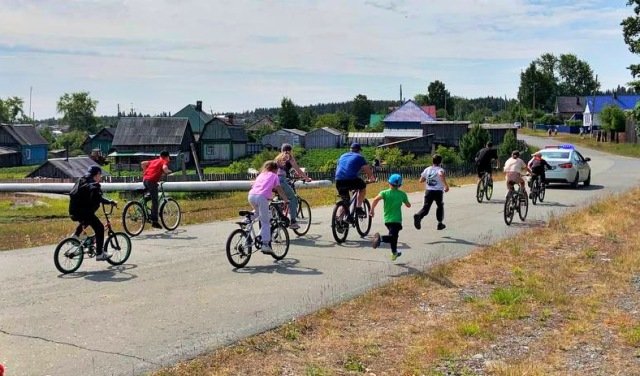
[388,173,402,187]
[350,142,361,151]
[281,143,292,152]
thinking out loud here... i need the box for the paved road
[1,136,639,376]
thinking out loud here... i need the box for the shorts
[505,172,523,186]
[476,165,492,178]
[335,178,366,199]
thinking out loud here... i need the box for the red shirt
[143,158,168,183]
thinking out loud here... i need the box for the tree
[468,107,492,124]
[351,94,372,129]
[427,80,452,115]
[622,0,640,91]
[498,130,519,162]
[0,96,25,123]
[53,130,89,156]
[458,124,490,163]
[600,105,627,142]
[517,61,557,112]
[557,54,599,96]
[278,97,300,129]
[56,92,98,133]
[298,108,315,131]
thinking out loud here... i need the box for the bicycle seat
[239,210,253,216]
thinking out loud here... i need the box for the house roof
[384,100,436,123]
[0,146,18,155]
[173,104,214,134]
[421,105,437,119]
[383,128,423,138]
[27,156,110,179]
[0,124,49,146]
[586,95,640,113]
[556,96,586,113]
[308,127,343,136]
[112,117,191,147]
[246,116,276,132]
[283,128,307,136]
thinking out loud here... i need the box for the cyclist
[248,161,288,254]
[527,152,553,197]
[68,166,117,261]
[503,150,531,197]
[475,141,499,183]
[141,150,172,229]
[335,143,376,217]
[274,143,311,230]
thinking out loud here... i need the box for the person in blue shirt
[335,143,376,216]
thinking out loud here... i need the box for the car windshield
[540,151,570,159]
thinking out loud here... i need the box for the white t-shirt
[421,166,445,191]
[503,157,527,174]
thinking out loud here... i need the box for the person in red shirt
[141,151,172,228]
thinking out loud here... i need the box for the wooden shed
[0,146,20,167]
[305,127,344,149]
[200,118,249,163]
[110,117,194,171]
[0,124,49,166]
[261,128,306,149]
[82,127,115,155]
[478,124,518,144]
[27,156,110,180]
[421,121,471,147]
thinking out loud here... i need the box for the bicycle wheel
[531,179,538,205]
[270,224,290,260]
[54,238,84,274]
[538,181,546,202]
[293,198,311,236]
[331,202,349,243]
[518,192,529,221]
[160,198,181,230]
[226,229,252,268]
[485,176,493,201]
[105,232,132,266]
[476,179,484,203]
[122,201,146,237]
[355,199,372,237]
[503,194,514,226]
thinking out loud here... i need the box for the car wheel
[583,171,591,186]
[571,172,579,188]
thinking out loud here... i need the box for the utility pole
[29,86,32,121]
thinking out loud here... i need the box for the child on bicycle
[527,152,553,193]
[370,174,411,261]
[274,143,311,230]
[503,150,531,197]
[248,161,288,254]
[68,166,117,261]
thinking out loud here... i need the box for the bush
[250,149,279,170]
[226,160,250,174]
[375,147,415,169]
[498,130,519,162]
[435,145,462,167]
[459,124,490,163]
[565,119,582,127]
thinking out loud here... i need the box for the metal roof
[585,95,640,113]
[555,96,586,113]
[0,124,49,146]
[383,128,423,138]
[383,100,436,123]
[348,132,384,139]
[0,146,18,155]
[27,156,110,179]
[308,127,343,136]
[112,117,191,147]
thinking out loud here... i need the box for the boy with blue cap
[370,173,411,261]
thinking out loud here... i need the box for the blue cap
[388,173,402,187]
[350,143,361,151]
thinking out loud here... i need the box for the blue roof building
[584,95,640,128]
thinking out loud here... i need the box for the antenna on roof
[400,84,403,103]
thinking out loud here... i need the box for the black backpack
[68,177,91,216]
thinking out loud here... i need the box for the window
[23,148,31,160]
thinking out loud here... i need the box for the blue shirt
[335,152,367,180]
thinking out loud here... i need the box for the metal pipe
[0,180,333,194]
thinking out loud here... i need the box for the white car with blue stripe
[537,144,591,188]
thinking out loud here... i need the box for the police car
[536,144,591,188]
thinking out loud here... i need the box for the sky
[0,0,636,119]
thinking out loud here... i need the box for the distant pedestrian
[414,154,449,231]
[370,173,411,261]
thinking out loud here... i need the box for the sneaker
[390,252,402,261]
[355,207,366,217]
[413,214,421,230]
[289,222,300,230]
[151,222,162,229]
[96,252,111,261]
[372,232,381,249]
[437,223,446,231]
[261,244,273,255]
[528,192,534,199]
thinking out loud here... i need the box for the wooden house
[173,101,214,136]
[421,121,471,148]
[0,124,49,166]
[82,127,116,155]
[305,127,344,149]
[246,116,276,133]
[27,156,110,180]
[0,146,20,167]
[584,95,640,129]
[199,118,249,163]
[554,96,586,121]
[383,100,436,136]
[261,128,307,149]
[110,117,195,171]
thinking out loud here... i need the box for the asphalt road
[1,135,639,376]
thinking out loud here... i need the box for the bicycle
[54,203,132,274]
[270,177,312,236]
[122,181,182,236]
[225,210,290,268]
[529,167,555,205]
[503,182,528,226]
[331,183,373,244]
[476,171,494,203]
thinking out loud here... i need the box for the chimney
[195,101,203,112]
[227,113,234,125]
[576,96,580,105]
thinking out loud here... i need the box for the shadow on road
[425,236,487,247]
[233,258,322,275]
[57,264,138,282]
[135,229,197,241]
[533,201,574,208]
[547,184,604,191]
[290,233,337,248]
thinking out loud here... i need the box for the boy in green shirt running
[370,173,411,261]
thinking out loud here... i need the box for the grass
[0,165,37,179]
[151,188,640,376]
[520,128,640,158]
[0,175,481,251]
